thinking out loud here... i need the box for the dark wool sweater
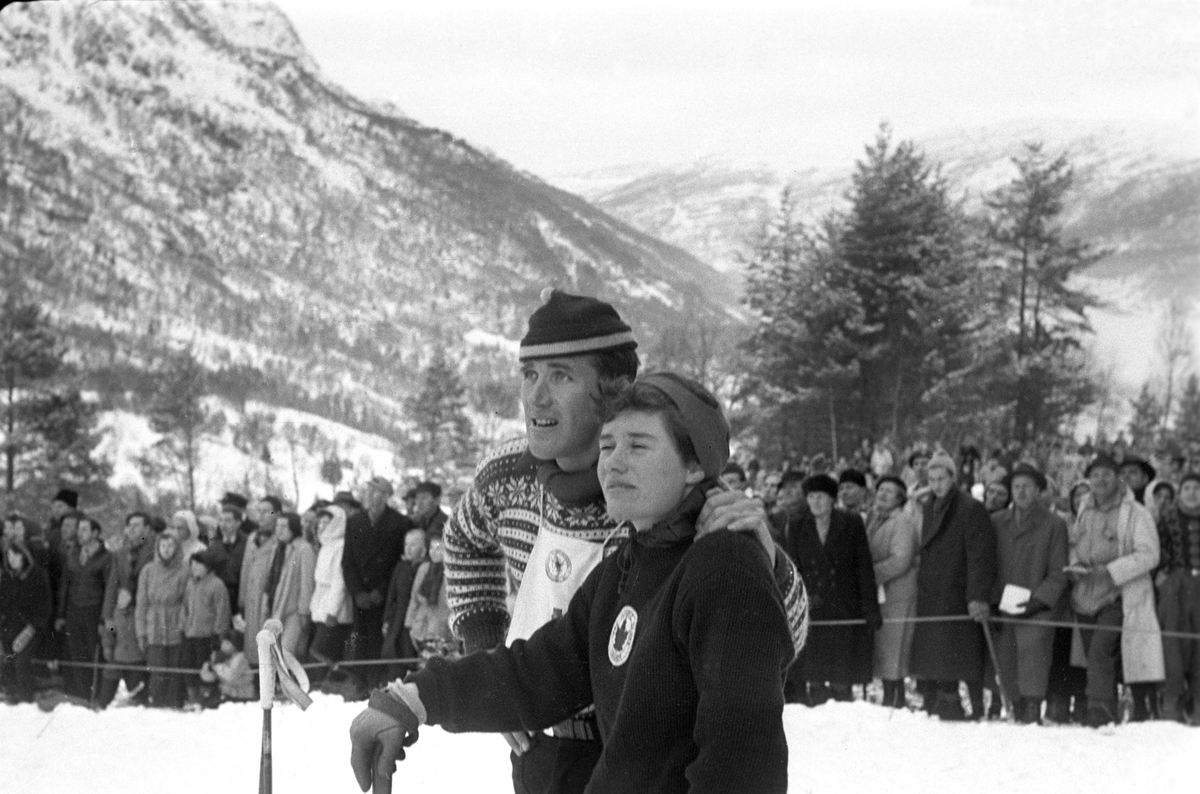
[412,494,794,794]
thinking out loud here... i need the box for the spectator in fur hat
[837,469,870,518]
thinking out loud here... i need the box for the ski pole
[980,617,1012,718]
[257,619,284,794]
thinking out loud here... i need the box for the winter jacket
[406,560,454,645]
[382,558,418,658]
[1070,488,1164,683]
[867,503,920,680]
[58,543,111,618]
[206,530,247,608]
[910,487,998,683]
[102,539,154,663]
[0,542,53,651]
[991,502,1070,698]
[783,507,879,684]
[183,572,231,639]
[238,530,277,665]
[309,506,352,624]
[342,505,411,603]
[212,650,255,700]
[265,539,315,622]
[410,489,794,794]
[135,536,189,646]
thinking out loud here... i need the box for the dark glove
[865,613,883,633]
[1021,598,1049,617]
[350,688,422,794]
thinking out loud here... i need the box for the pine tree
[0,298,62,492]
[25,388,112,498]
[1176,374,1200,444]
[406,348,474,472]
[985,143,1102,442]
[145,349,212,509]
[1127,382,1162,451]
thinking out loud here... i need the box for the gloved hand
[12,624,36,654]
[967,600,991,623]
[350,686,424,794]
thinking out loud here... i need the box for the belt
[548,713,600,741]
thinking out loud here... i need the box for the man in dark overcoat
[910,451,998,720]
[783,474,879,704]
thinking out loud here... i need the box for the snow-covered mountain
[0,1,735,445]
[557,120,1200,302]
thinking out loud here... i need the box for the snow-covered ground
[2,693,1194,793]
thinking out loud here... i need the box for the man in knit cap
[909,450,998,720]
[350,289,808,794]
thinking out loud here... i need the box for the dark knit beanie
[220,491,249,511]
[53,489,79,509]
[838,469,867,488]
[519,289,637,362]
[638,373,730,480]
[802,474,839,499]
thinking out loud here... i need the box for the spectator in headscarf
[136,528,190,708]
[309,504,354,673]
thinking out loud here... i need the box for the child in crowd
[181,549,231,706]
[199,630,255,706]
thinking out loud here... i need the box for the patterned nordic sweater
[444,437,808,656]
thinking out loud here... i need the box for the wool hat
[52,489,79,509]
[333,491,363,511]
[220,491,249,511]
[190,548,221,571]
[519,289,637,362]
[1085,453,1120,477]
[414,481,442,499]
[802,474,839,499]
[927,451,957,477]
[1120,456,1157,482]
[638,373,729,480]
[260,495,283,513]
[875,475,908,494]
[838,469,867,488]
[1008,462,1047,491]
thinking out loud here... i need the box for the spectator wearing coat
[55,515,111,701]
[783,474,879,704]
[866,476,921,708]
[0,540,53,703]
[207,501,249,610]
[411,481,448,540]
[1155,471,1200,724]
[263,512,315,660]
[97,513,155,708]
[309,504,354,669]
[910,451,998,721]
[237,497,280,666]
[136,528,190,708]
[990,463,1070,724]
[342,479,411,691]
[382,528,428,668]
[181,549,231,704]
[1069,454,1164,727]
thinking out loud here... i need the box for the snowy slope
[1,695,1194,793]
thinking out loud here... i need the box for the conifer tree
[146,349,213,509]
[1127,382,1162,451]
[406,348,474,472]
[1,298,62,492]
[1175,374,1200,444]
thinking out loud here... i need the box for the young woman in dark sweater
[350,373,796,794]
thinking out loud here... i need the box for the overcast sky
[276,0,1198,178]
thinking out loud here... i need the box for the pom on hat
[519,289,637,362]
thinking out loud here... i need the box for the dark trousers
[97,665,148,708]
[348,606,385,689]
[62,603,103,700]
[511,734,603,794]
[1,644,37,702]
[145,644,183,708]
[1078,600,1123,706]
[181,635,218,695]
[1046,625,1088,721]
[1159,570,1200,717]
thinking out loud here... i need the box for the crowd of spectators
[0,477,453,708]
[723,434,1200,726]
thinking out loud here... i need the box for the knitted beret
[838,469,867,488]
[802,474,839,499]
[519,289,637,361]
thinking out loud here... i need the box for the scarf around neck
[522,448,605,507]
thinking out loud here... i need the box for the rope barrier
[21,614,1200,676]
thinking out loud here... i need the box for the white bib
[506,488,618,644]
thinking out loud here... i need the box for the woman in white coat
[309,505,354,666]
